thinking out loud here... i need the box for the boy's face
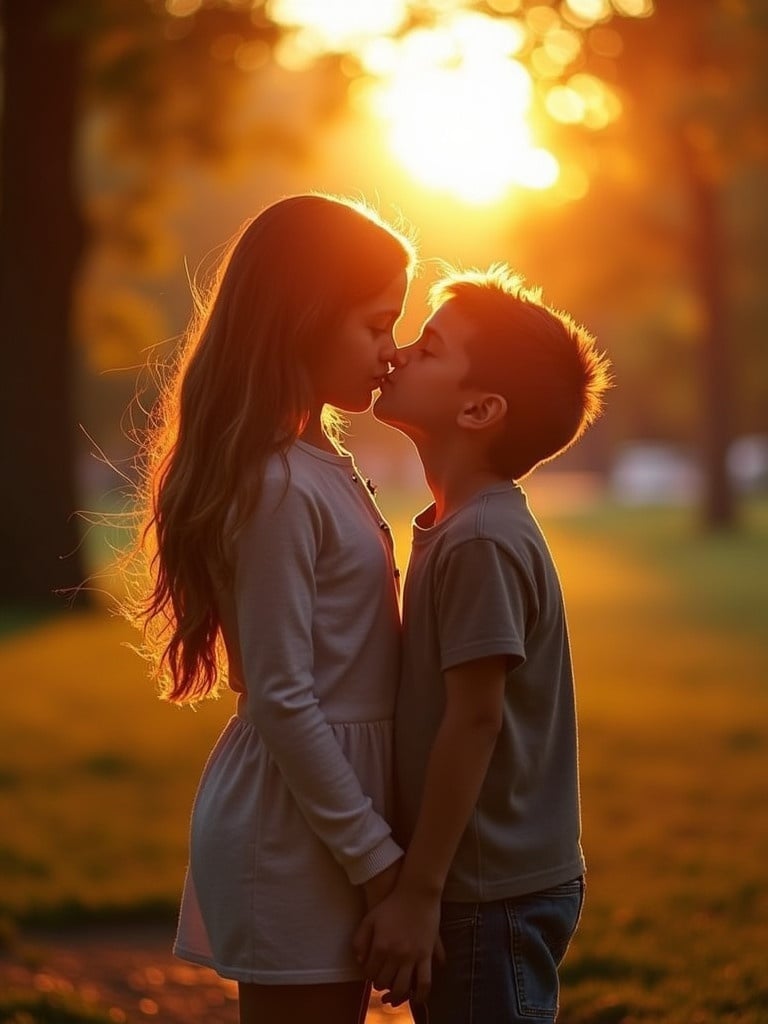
[373,300,479,438]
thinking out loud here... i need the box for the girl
[130,194,416,1024]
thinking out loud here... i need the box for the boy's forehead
[424,301,476,345]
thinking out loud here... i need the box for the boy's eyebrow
[422,325,444,347]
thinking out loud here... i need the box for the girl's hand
[352,886,444,1006]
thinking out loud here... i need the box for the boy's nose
[391,346,410,369]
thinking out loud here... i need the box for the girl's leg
[238,980,370,1024]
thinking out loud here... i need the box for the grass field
[1,497,766,1022]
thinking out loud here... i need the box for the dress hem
[173,945,364,985]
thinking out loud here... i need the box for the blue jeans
[410,877,585,1024]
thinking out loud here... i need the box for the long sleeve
[234,466,402,886]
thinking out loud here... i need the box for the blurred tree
[604,0,768,528]
[0,0,85,607]
[498,0,767,524]
[0,0,287,606]
[468,0,768,527]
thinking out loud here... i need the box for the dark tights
[238,979,371,1024]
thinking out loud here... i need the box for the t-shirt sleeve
[435,538,530,672]
[234,470,401,886]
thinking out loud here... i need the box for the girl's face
[308,270,409,413]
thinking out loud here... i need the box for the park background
[1,1,767,1021]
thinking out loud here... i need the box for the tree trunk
[0,0,89,606]
[679,133,736,530]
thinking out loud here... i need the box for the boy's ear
[457,393,507,431]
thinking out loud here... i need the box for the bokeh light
[165,0,203,16]
[267,0,408,52]
[564,0,613,22]
[612,0,654,16]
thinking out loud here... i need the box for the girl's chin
[334,394,374,414]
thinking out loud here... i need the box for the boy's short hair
[430,263,612,480]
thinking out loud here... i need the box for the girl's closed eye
[373,314,399,338]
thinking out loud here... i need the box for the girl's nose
[379,335,398,365]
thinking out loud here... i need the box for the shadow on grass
[3,899,178,932]
[0,603,96,641]
[563,952,667,990]
[0,992,116,1024]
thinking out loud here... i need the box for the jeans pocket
[439,901,478,933]
[417,903,478,1024]
[505,879,584,1020]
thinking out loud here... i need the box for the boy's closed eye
[417,326,444,357]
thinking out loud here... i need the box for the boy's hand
[354,657,504,1005]
[362,858,402,910]
[353,887,443,1006]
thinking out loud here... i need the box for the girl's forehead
[362,270,409,314]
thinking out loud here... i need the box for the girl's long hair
[127,194,415,704]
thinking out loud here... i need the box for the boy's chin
[372,393,395,424]
[373,403,417,439]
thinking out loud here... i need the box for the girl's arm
[235,469,402,886]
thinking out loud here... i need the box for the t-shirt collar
[413,481,523,541]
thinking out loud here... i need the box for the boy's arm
[353,655,507,1005]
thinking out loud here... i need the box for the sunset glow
[265,0,638,203]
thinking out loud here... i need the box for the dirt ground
[0,922,409,1023]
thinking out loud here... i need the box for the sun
[361,14,559,204]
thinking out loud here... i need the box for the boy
[354,265,612,1023]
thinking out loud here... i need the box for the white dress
[173,441,403,983]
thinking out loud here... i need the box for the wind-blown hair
[430,263,612,480]
[128,194,415,704]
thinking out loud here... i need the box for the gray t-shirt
[395,482,585,902]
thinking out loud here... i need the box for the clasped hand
[352,888,445,1007]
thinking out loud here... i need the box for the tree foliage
[2,0,766,606]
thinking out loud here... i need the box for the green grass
[545,499,768,1023]
[1,498,766,1022]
